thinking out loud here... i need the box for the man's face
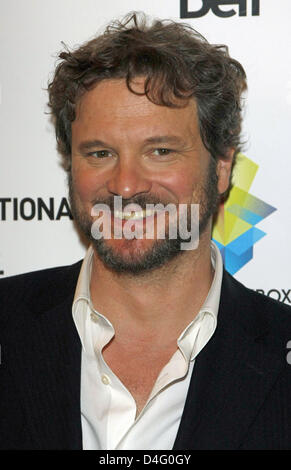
[70,79,232,273]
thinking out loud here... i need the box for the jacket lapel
[9,262,83,449]
[173,271,284,450]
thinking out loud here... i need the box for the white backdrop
[1,0,290,304]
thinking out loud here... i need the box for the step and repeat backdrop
[1,0,290,304]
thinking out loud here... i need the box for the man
[1,12,291,450]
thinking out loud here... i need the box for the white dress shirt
[72,241,223,450]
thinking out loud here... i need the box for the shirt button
[90,313,98,323]
[101,374,110,385]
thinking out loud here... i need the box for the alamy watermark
[90,196,199,250]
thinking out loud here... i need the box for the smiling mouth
[113,209,157,220]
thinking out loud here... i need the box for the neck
[89,230,214,342]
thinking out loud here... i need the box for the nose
[106,158,152,199]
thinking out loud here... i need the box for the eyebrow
[77,135,185,153]
[143,135,185,146]
[77,140,111,153]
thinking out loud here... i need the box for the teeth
[114,209,155,220]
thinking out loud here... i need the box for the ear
[216,149,235,195]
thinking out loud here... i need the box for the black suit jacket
[1,260,291,450]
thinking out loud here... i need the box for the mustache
[90,195,174,211]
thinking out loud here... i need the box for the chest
[102,343,178,415]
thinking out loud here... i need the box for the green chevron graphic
[212,153,276,274]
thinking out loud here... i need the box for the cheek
[71,166,101,202]
[156,168,203,203]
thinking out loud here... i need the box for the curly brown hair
[48,12,247,169]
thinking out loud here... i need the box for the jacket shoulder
[0,261,82,323]
[229,271,291,313]
[222,270,291,338]
[0,260,82,288]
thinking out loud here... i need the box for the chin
[92,237,182,274]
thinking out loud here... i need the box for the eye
[88,150,113,159]
[152,148,172,156]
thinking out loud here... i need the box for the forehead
[73,78,199,137]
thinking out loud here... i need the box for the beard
[68,157,219,275]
